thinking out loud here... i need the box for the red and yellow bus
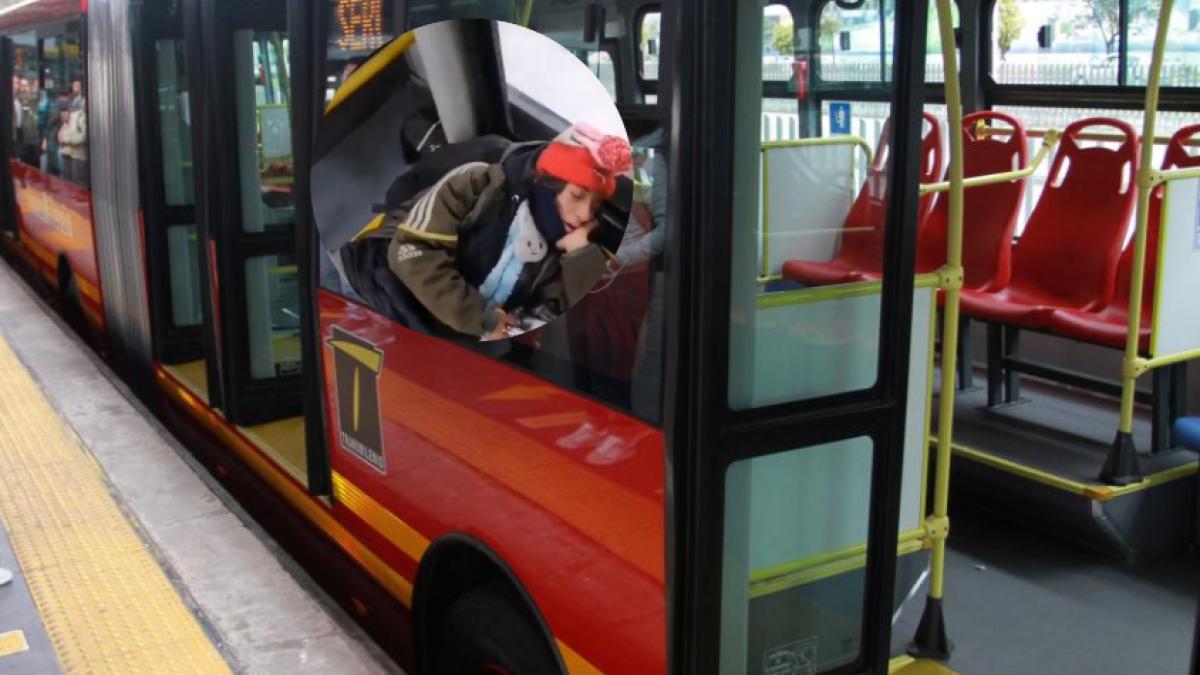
[1,0,1197,673]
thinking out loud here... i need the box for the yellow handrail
[1114,0,1175,480]
[1148,165,1200,186]
[761,134,875,165]
[919,131,1060,195]
[926,0,963,613]
[984,127,1200,147]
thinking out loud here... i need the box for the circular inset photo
[313,19,632,342]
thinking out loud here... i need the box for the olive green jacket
[384,162,606,338]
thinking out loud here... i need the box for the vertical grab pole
[1103,0,1174,485]
[910,0,962,660]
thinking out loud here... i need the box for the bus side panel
[11,159,103,327]
[317,290,667,675]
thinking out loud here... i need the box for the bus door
[135,2,207,375]
[667,1,934,673]
[184,0,309,477]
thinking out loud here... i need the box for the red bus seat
[781,112,942,286]
[960,118,1139,328]
[916,111,1028,291]
[1048,124,1200,351]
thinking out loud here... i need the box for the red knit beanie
[535,123,631,199]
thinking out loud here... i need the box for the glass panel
[922,2,957,83]
[405,0,518,28]
[12,31,40,167]
[167,224,203,327]
[326,0,396,103]
[497,24,622,129]
[584,49,616,100]
[638,10,660,80]
[156,39,193,206]
[1133,2,1199,87]
[762,4,794,83]
[817,0,894,84]
[36,36,62,175]
[991,0,1118,86]
[245,254,301,379]
[370,8,669,425]
[56,23,87,186]
[730,0,905,409]
[234,29,293,234]
[721,439,874,673]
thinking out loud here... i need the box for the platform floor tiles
[0,334,230,673]
[0,260,396,674]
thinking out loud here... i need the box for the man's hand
[482,308,518,341]
[557,220,598,253]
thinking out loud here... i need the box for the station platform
[0,263,398,674]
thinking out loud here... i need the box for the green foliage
[1075,0,1157,53]
[997,0,1024,61]
[772,20,794,56]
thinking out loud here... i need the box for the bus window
[405,0,517,29]
[991,0,1119,86]
[235,30,293,233]
[325,0,396,103]
[497,22,622,129]
[11,31,39,167]
[55,22,88,186]
[376,7,669,424]
[246,254,301,379]
[234,28,300,380]
[156,39,193,206]
[922,1,957,83]
[637,9,659,82]
[817,0,894,83]
[584,49,616,100]
[155,37,202,328]
[1130,2,1199,86]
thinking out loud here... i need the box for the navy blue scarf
[528,183,567,246]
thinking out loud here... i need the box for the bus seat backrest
[919,111,1028,290]
[1114,123,1200,309]
[840,112,942,268]
[1012,117,1138,307]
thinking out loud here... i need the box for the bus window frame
[979,0,1199,114]
[633,3,660,98]
[132,1,215,369]
[665,0,929,671]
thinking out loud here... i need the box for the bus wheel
[59,269,86,334]
[436,582,561,675]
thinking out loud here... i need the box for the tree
[820,14,841,49]
[772,20,794,56]
[1076,0,1157,54]
[997,0,1024,61]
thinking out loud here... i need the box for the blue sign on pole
[830,102,852,135]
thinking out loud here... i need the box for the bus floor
[891,502,1198,674]
[0,261,396,674]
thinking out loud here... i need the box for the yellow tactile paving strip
[0,336,232,674]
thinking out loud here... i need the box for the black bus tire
[436,582,561,675]
[60,272,85,331]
